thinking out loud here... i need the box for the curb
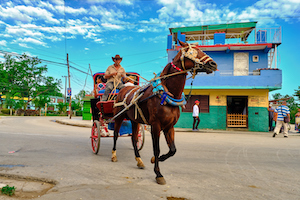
[54,119,92,128]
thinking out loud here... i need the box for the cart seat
[96,100,114,115]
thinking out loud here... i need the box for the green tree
[57,102,68,114]
[294,86,300,102]
[33,96,50,116]
[0,53,62,109]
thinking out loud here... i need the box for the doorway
[227,96,248,128]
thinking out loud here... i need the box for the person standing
[273,101,290,138]
[102,55,126,101]
[192,100,200,131]
[268,105,275,131]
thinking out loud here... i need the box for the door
[234,52,249,76]
[227,96,248,128]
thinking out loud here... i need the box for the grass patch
[1,185,16,196]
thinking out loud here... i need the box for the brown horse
[112,40,217,185]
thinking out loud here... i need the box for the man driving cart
[102,54,126,101]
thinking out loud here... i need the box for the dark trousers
[193,117,200,130]
[269,116,273,131]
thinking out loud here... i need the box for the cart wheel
[137,125,145,151]
[91,120,101,154]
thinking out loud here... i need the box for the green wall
[248,107,268,132]
[82,96,93,121]
[175,106,268,132]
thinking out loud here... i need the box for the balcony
[168,22,281,48]
[184,69,282,91]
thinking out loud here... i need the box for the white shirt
[124,82,135,87]
[193,104,199,117]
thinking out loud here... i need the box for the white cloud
[0,40,7,46]
[55,5,87,15]
[0,4,60,24]
[18,43,32,48]
[14,37,47,47]
[94,38,103,43]
[101,23,123,30]
[6,25,43,37]
[84,48,89,50]
[45,35,62,42]
[86,0,133,5]
[49,0,64,6]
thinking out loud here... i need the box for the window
[182,95,209,113]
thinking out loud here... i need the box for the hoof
[111,156,118,162]
[135,157,145,169]
[156,177,166,185]
[150,156,155,164]
[111,150,117,162]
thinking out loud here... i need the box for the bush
[47,110,56,114]
[1,109,15,115]
[75,110,82,116]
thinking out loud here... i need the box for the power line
[71,49,166,62]
[0,45,66,62]
[124,56,167,68]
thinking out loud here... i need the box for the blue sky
[0,0,299,99]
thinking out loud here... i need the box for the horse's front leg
[150,125,166,185]
[159,127,176,162]
[112,117,123,162]
[131,121,145,169]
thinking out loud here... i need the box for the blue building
[167,22,282,132]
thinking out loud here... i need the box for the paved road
[0,116,300,200]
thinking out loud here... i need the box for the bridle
[180,43,213,71]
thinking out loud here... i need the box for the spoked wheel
[91,120,102,154]
[137,125,145,151]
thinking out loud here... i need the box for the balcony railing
[182,27,281,46]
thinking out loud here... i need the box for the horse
[111,40,217,185]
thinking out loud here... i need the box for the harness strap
[171,62,182,71]
[113,88,137,108]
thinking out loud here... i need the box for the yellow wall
[184,89,269,107]
[2,95,29,101]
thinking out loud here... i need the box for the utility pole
[62,76,67,103]
[67,54,72,119]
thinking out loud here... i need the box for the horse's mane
[160,48,182,77]
[172,49,182,63]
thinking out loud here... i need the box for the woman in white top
[193,100,200,131]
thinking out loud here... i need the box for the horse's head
[176,40,217,74]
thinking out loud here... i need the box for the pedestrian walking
[268,105,274,131]
[192,100,200,131]
[273,101,290,138]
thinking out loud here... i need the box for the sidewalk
[53,116,300,135]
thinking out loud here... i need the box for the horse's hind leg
[112,116,124,162]
[131,121,145,169]
[151,124,166,185]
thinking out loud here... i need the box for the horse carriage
[90,72,145,154]
[90,41,217,185]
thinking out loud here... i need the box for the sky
[0,0,299,99]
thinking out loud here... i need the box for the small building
[48,96,65,111]
[167,22,282,132]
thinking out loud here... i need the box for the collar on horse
[171,62,183,72]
